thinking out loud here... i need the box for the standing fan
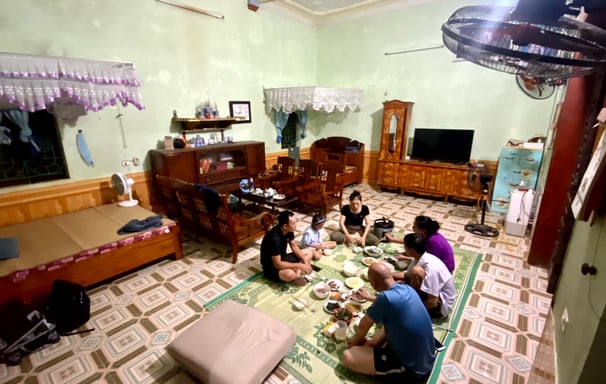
[465,163,499,237]
[441,0,606,78]
[111,173,139,207]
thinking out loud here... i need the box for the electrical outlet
[561,307,569,332]
[132,157,140,166]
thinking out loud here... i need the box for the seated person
[342,262,435,383]
[386,215,455,272]
[358,233,456,319]
[330,190,380,246]
[260,210,321,285]
[300,213,337,255]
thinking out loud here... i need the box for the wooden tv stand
[377,159,491,202]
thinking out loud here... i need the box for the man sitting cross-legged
[358,233,456,319]
[342,262,436,383]
[260,210,321,285]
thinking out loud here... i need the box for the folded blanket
[117,215,163,235]
[0,237,19,260]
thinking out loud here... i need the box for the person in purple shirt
[386,215,455,272]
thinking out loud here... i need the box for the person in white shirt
[300,213,336,255]
[397,233,456,318]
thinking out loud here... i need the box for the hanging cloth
[274,111,288,144]
[0,114,11,145]
[76,129,94,167]
[4,109,40,154]
[296,110,307,139]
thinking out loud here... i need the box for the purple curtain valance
[0,52,144,121]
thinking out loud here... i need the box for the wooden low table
[233,190,298,212]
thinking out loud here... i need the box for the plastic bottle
[249,177,254,191]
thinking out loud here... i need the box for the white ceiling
[259,0,436,25]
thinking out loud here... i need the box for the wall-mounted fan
[465,163,499,237]
[441,0,606,78]
[111,173,139,207]
[516,75,557,99]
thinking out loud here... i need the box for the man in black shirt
[261,211,320,284]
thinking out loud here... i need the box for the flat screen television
[410,128,474,164]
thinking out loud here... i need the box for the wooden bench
[310,136,364,186]
[155,176,274,263]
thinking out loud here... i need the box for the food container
[313,282,331,299]
[342,261,359,277]
[373,217,394,239]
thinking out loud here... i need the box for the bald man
[342,262,436,383]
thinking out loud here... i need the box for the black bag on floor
[48,280,92,335]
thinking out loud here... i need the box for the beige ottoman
[168,300,296,384]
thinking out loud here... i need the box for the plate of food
[327,279,344,291]
[362,257,378,267]
[272,194,286,201]
[345,276,364,289]
[364,245,383,257]
[343,300,364,315]
[323,300,342,314]
[349,289,367,303]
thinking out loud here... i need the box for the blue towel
[0,237,19,260]
[117,215,163,235]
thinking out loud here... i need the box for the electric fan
[111,173,139,207]
[441,0,606,78]
[465,163,499,237]
[516,75,558,99]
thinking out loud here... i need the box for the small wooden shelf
[172,117,238,130]
[173,117,240,141]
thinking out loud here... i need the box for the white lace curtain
[264,86,363,114]
[0,52,144,122]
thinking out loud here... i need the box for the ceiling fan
[441,0,606,78]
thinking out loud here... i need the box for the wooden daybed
[0,204,183,304]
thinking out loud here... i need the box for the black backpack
[47,280,93,335]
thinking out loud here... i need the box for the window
[0,110,69,187]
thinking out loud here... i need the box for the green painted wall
[314,0,556,160]
[1,0,555,194]
[0,0,317,192]
[553,215,606,383]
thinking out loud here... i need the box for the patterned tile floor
[0,184,554,384]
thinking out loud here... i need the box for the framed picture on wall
[229,101,251,123]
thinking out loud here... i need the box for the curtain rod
[385,44,444,56]
[155,0,224,19]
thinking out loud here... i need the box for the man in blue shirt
[342,262,436,382]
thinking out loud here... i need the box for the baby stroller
[0,299,60,366]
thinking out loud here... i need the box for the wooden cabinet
[382,160,483,202]
[150,141,266,193]
[378,100,414,162]
[376,100,485,201]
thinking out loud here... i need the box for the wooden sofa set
[155,175,274,264]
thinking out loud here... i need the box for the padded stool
[168,300,295,384]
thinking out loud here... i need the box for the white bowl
[343,261,360,277]
[313,282,331,299]
[323,248,333,256]
[292,298,307,311]
[352,246,363,254]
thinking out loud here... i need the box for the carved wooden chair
[271,156,299,195]
[295,160,345,214]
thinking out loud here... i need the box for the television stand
[377,159,496,202]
